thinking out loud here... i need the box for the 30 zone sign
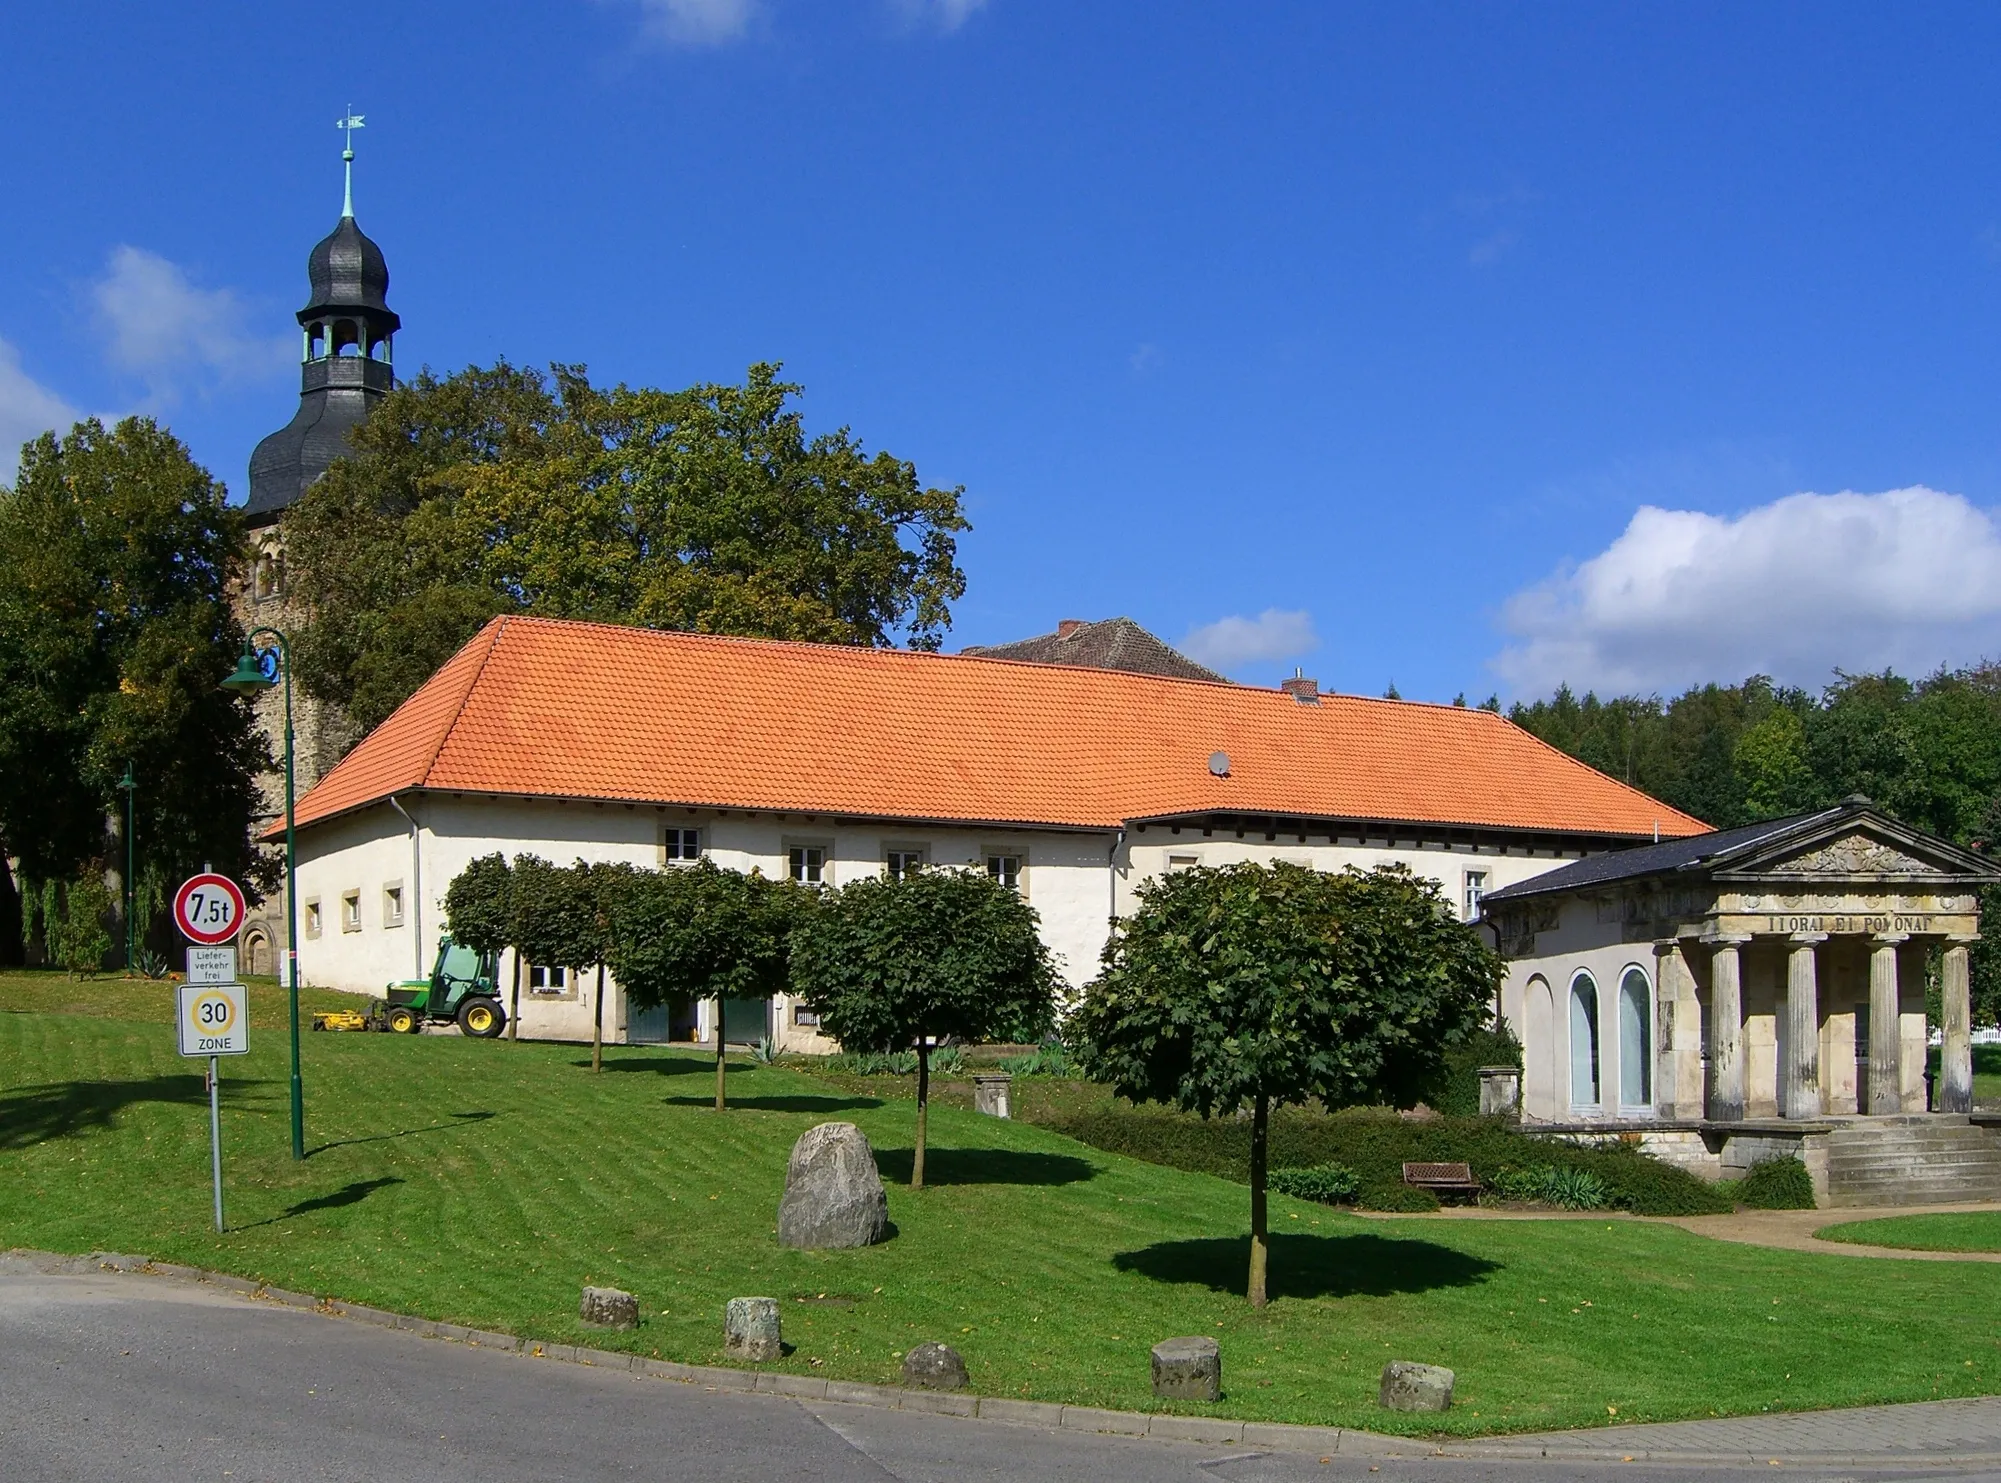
[173,873,246,945]
[177,983,248,1057]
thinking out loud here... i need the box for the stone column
[1651,940,1701,1119]
[1709,936,1748,1121]
[1783,934,1827,1120]
[1941,937,1977,1115]
[1867,934,1905,1115]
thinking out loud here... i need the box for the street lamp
[116,761,136,972]
[222,628,305,1161]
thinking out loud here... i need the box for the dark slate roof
[1484,805,1849,901]
[244,381,377,528]
[963,618,1229,684]
[305,215,397,321]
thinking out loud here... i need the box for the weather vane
[337,108,366,218]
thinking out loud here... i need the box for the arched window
[1570,972,1600,1108]
[1619,966,1653,1110]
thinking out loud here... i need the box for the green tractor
[383,937,508,1038]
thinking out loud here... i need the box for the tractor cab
[384,937,506,1037]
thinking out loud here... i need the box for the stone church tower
[234,137,400,975]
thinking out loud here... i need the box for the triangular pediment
[1716,807,1992,884]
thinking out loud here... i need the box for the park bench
[1402,1161,1481,1201]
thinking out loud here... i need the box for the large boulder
[777,1122,890,1249]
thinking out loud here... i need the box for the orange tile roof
[276,615,1709,841]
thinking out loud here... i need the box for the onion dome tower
[244,115,400,529]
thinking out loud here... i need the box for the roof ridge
[1491,713,1710,834]
[415,615,510,786]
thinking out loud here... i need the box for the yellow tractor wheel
[457,997,505,1038]
[386,1005,420,1035]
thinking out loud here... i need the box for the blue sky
[6,2,2001,702]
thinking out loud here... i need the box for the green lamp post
[222,628,305,1161]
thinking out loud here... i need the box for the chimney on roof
[1280,669,1320,704]
[1056,619,1086,639]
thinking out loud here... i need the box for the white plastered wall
[1498,899,1661,1124]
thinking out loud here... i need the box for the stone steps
[1822,1121,2001,1207]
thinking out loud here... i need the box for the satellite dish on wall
[1208,751,1231,777]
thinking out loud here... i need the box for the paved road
[5,1263,1997,1482]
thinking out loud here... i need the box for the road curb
[15,1247,2000,1466]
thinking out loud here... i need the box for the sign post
[176,979,247,1231]
[173,873,250,1232]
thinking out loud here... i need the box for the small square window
[383,881,405,928]
[789,845,827,887]
[662,826,703,863]
[528,963,570,997]
[985,854,1023,892]
[341,891,361,933]
[886,848,926,880]
[792,1003,821,1028]
[1166,854,1199,873]
[1463,870,1488,922]
[303,899,322,940]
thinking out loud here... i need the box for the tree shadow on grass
[0,1075,275,1152]
[575,1053,715,1076]
[872,1147,1095,1187]
[310,1110,498,1158]
[663,1093,884,1113]
[240,1177,406,1230]
[1113,1233,1499,1301]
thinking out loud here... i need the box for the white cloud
[1491,487,2001,697]
[90,246,290,402]
[0,337,81,482]
[1181,609,1319,672]
[1128,341,1161,375]
[890,0,988,31]
[633,0,756,44]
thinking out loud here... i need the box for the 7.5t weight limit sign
[173,873,246,945]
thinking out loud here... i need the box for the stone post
[1709,937,1748,1121]
[1783,934,1826,1120]
[1941,937,1977,1115]
[1867,934,1905,1116]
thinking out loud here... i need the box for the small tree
[443,853,516,1035]
[611,860,811,1110]
[791,868,1058,1188]
[511,858,637,1071]
[1072,862,1500,1307]
[25,871,113,977]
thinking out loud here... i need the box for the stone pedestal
[1378,1361,1454,1412]
[1151,1336,1221,1401]
[724,1297,782,1362]
[579,1286,638,1330]
[1709,938,1748,1120]
[972,1073,1012,1119]
[1783,935,1825,1120]
[1477,1066,1519,1117]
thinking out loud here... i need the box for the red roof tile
[277,616,1709,840]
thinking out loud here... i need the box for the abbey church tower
[234,129,400,974]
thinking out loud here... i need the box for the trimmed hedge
[1267,1162,1360,1204]
[1041,1106,1735,1216]
[1737,1156,1816,1210]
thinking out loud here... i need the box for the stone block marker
[901,1341,969,1390]
[1151,1335,1221,1401]
[972,1072,1012,1118]
[1378,1360,1454,1412]
[578,1286,638,1330]
[724,1297,783,1363]
[777,1122,890,1249]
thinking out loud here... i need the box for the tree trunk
[913,1042,930,1191]
[507,948,521,1042]
[714,994,727,1112]
[103,807,125,972]
[1248,1092,1270,1308]
[592,962,605,1072]
[0,851,23,969]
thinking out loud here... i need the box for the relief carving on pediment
[1768,831,1944,878]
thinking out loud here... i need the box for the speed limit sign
[177,983,248,1057]
[173,873,247,946]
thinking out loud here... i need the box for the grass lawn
[4,970,1999,1437]
[1817,1212,2001,1253]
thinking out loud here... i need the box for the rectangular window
[528,963,570,997]
[341,890,361,933]
[303,899,322,940]
[1463,870,1488,922]
[661,826,703,863]
[986,854,1023,893]
[886,848,927,880]
[1166,854,1199,873]
[792,1003,821,1028]
[382,881,405,928]
[788,845,828,887]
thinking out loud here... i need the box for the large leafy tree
[790,868,1058,1188]
[284,361,969,737]
[610,860,813,1110]
[1072,862,1499,1307]
[0,417,266,961]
